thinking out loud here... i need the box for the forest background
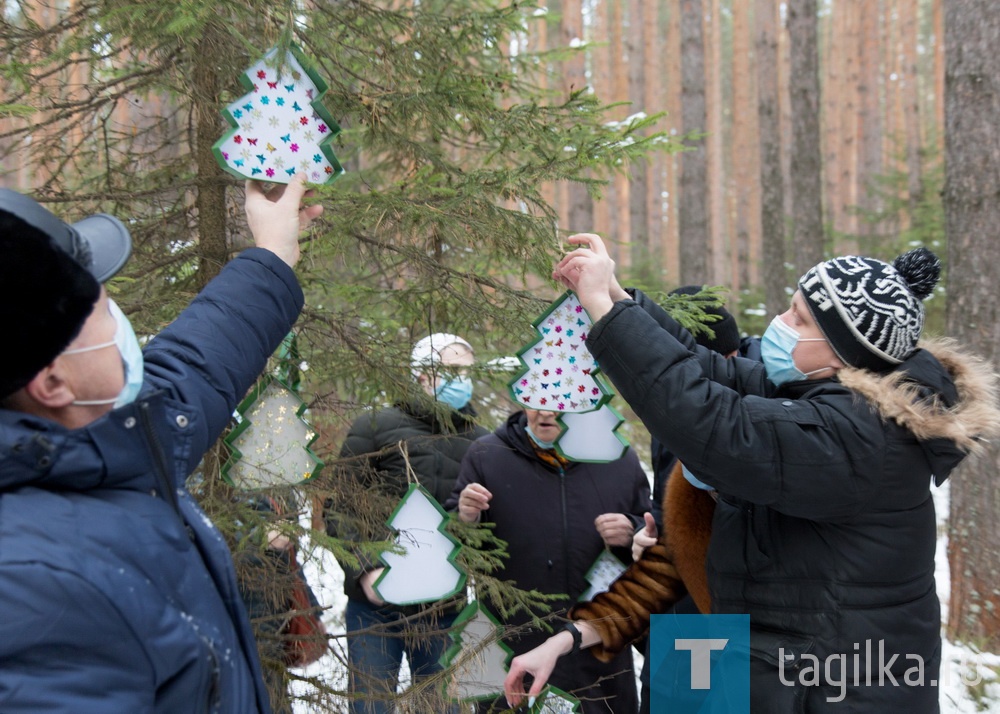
[2,0,999,711]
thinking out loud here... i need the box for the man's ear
[23,361,76,409]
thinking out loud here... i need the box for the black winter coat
[326,400,487,604]
[446,411,651,714]
[585,289,1000,713]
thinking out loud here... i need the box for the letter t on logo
[675,638,729,689]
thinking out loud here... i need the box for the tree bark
[628,0,649,267]
[731,0,761,291]
[901,0,923,212]
[679,0,709,285]
[756,0,786,316]
[191,27,229,288]
[706,0,727,286]
[943,0,1000,651]
[857,0,883,235]
[787,0,824,274]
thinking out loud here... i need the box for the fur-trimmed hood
[838,337,1000,484]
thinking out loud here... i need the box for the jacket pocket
[749,628,814,713]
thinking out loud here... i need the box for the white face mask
[64,299,144,408]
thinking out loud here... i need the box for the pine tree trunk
[679,0,709,284]
[610,0,632,269]
[643,1,664,273]
[756,0,786,316]
[706,0,727,286]
[787,0,824,274]
[731,0,761,291]
[591,0,612,241]
[191,29,229,288]
[932,0,945,153]
[943,0,1000,652]
[857,0,884,235]
[628,0,649,267]
[561,0,593,233]
[901,0,923,212]
[837,0,859,248]
[663,1,683,281]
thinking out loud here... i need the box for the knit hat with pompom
[797,247,941,371]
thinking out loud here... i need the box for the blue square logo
[649,614,750,713]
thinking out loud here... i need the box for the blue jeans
[345,598,460,714]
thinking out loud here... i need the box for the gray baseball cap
[0,189,131,282]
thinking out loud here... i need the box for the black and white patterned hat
[797,247,941,372]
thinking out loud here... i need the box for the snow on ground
[290,482,1000,712]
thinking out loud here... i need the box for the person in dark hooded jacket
[505,234,1000,713]
[0,178,322,713]
[324,333,488,714]
[447,408,650,713]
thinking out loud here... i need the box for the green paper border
[221,373,324,489]
[212,43,343,185]
[439,600,516,703]
[507,290,613,414]
[372,483,468,605]
[530,686,582,713]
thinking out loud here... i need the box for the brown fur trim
[838,338,1000,454]
[569,542,686,662]
[663,462,715,614]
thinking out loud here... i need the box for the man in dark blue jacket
[0,178,321,713]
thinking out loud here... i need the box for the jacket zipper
[559,466,570,595]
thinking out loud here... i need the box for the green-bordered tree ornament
[373,483,467,605]
[508,291,629,462]
[530,686,582,713]
[221,375,323,489]
[439,601,515,703]
[214,44,343,184]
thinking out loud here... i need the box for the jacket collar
[1,394,163,494]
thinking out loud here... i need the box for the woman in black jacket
[505,235,1000,713]
[448,408,650,713]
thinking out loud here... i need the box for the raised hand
[552,233,620,321]
[245,175,324,267]
[632,512,658,562]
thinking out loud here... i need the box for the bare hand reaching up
[245,175,323,268]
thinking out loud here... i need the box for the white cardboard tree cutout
[440,601,514,702]
[373,484,467,605]
[222,377,322,489]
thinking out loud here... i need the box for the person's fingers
[566,232,609,256]
[246,179,266,198]
[644,512,658,536]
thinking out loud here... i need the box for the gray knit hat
[797,247,941,372]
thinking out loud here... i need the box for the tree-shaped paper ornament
[214,44,343,184]
[221,375,323,489]
[508,291,628,462]
[440,601,515,703]
[373,483,467,605]
[529,686,582,713]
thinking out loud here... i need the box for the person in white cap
[0,178,322,713]
[324,332,488,714]
[505,234,1000,713]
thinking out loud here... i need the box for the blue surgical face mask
[434,375,473,410]
[526,425,558,450]
[760,315,830,387]
[681,464,714,490]
[65,299,144,408]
